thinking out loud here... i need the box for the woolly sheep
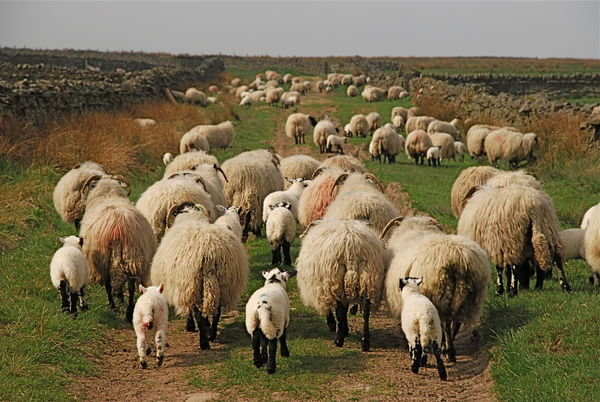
[292,77,302,84]
[240,95,252,107]
[285,113,318,145]
[134,118,157,128]
[387,86,405,101]
[391,106,409,122]
[326,135,346,154]
[453,141,466,162]
[348,114,370,138]
[249,90,265,102]
[279,155,320,189]
[465,124,499,159]
[53,161,107,229]
[303,81,312,93]
[318,154,367,173]
[262,177,309,222]
[214,205,243,240]
[281,91,301,108]
[133,284,168,369]
[266,202,296,266]
[316,80,324,92]
[450,166,500,218]
[235,85,249,99]
[180,129,210,154]
[405,130,434,165]
[346,85,358,97]
[382,215,490,362]
[341,74,353,86]
[163,150,218,177]
[428,121,459,140]
[584,203,600,285]
[266,87,284,105]
[371,126,403,164]
[296,219,385,351]
[366,112,381,133]
[150,202,248,349]
[426,146,441,167]
[50,235,88,314]
[313,120,338,153]
[353,75,366,87]
[484,128,539,168]
[290,82,306,94]
[184,88,207,106]
[399,277,447,380]
[361,86,386,102]
[206,97,217,105]
[325,86,333,93]
[283,73,293,84]
[458,184,570,296]
[560,228,586,261]
[406,116,437,134]
[193,121,235,149]
[231,78,242,87]
[407,106,424,118]
[298,168,347,229]
[265,80,279,89]
[429,132,455,161]
[582,204,599,230]
[79,175,156,321]
[167,163,228,206]
[392,115,405,131]
[245,268,295,374]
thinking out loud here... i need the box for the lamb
[454,141,466,161]
[348,114,370,138]
[53,161,107,229]
[279,155,320,189]
[179,129,210,154]
[266,202,296,266]
[313,120,338,153]
[429,132,455,161]
[457,184,570,296]
[426,146,441,167]
[133,284,168,369]
[79,175,156,321]
[245,268,295,374]
[50,235,88,314]
[214,205,243,240]
[427,120,459,140]
[184,88,207,106]
[262,177,309,222]
[382,215,490,362]
[346,85,358,97]
[240,95,252,107]
[134,118,157,128]
[150,202,248,349]
[190,121,235,149]
[405,129,434,165]
[366,112,382,133]
[296,219,385,351]
[318,154,367,173]
[326,135,346,154]
[398,277,447,380]
[285,113,318,145]
[584,203,600,285]
[484,128,539,168]
[281,91,301,108]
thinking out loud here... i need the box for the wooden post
[163,88,177,104]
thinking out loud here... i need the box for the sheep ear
[58,236,66,244]
[399,278,406,290]
[78,237,84,247]
[269,204,276,210]
[139,284,146,294]
[285,177,294,183]
[417,277,423,286]
[286,270,297,279]
[261,270,270,279]
[158,284,164,293]
[216,204,227,212]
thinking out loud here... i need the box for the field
[1,65,600,401]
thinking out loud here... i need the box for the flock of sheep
[48,69,600,379]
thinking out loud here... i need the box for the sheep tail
[532,224,553,272]
[202,268,220,316]
[343,268,359,301]
[257,298,272,327]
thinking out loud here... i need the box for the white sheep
[560,228,586,261]
[405,129,434,165]
[584,203,600,285]
[326,135,346,154]
[262,177,309,222]
[348,114,369,138]
[484,128,539,168]
[240,95,252,107]
[426,146,441,167]
[184,88,207,106]
[285,113,318,145]
[134,118,157,128]
[427,120,459,140]
[366,112,381,133]
[313,120,338,153]
[454,141,466,162]
[245,268,295,374]
[399,277,447,380]
[133,284,168,369]
[50,235,88,314]
[346,85,359,97]
[581,204,599,230]
[193,121,235,149]
[266,202,296,266]
[279,155,320,189]
[179,129,210,154]
[214,205,243,240]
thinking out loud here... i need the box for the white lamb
[262,177,309,222]
[426,146,441,167]
[400,277,447,380]
[214,205,243,240]
[326,135,346,154]
[266,202,296,266]
[133,284,169,369]
[240,95,252,107]
[245,268,296,374]
[50,235,88,314]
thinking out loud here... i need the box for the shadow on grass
[481,294,537,346]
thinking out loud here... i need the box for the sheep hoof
[139,361,148,369]
[334,338,344,347]
[411,363,420,374]
[146,348,152,356]
[447,353,457,363]
[200,342,210,350]
[561,282,572,292]
[254,360,264,368]
[495,286,505,296]
[267,368,276,375]
[508,288,518,298]
[281,349,290,358]
[156,356,164,367]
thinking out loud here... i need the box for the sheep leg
[432,341,448,381]
[74,219,81,232]
[104,279,116,311]
[495,265,505,295]
[186,312,197,332]
[271,246,282,265]
[534,265,546,290]
[193,306,211,350]
[507,265,518,298]
[411,338,423,373]
[69,291,79,315]
[555,259,572,292]
[445,321,457,363]
[252,328,263,368]
[59,280,70,312]
[155,329,166,367]
[209,306,221,341]
[137,331,148,369]
[361,298,371,352]
[334,301,349,347]
[518,261,531,290]
[280,328,290,357]
[79,287,88,311]
[326,311,336,332]
[267,338,278,374]
[282,241,292,266]
[260,330,268,365]
[126,277,136,323]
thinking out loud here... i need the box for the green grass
[564,96,600,105]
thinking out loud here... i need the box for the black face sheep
[266,202,296,266]
[246,268,296,374]
[79,175,156,322]
[399,277,447,380]
[150,202,249,349]
[133,284,168,369]
[50,235,88,314]
[53,161,107,230]
[296,219,385,351]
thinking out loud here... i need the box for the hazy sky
[1,1,598,58]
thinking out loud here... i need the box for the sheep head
[262,267,297,288]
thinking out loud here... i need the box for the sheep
[50,235,88,314]
[221,149,284,238]
[235,85,249,99]
[366,112,381,133]
[266,202,296,266]
[325,86,333,93]
[582,204,599,230]
[392,115,405,131]
[406,116,437,134]
[348,114,370,138]
[134,118,157,128]
[191,121,235,149]
[450,166,500,218]
[184,88,207,106]
[250,90,266,102]
[429,132,455,161]
[208,85,218,93]
[391,106,409,122]
[407,106,424,118]
[457,184,570,296]
[484,170,542,190]
[150,202,248,348]
[405,129,434,165]
[79,175,156,321]
[353,75,366,87]
[398,277,447,380]
[313,120,338,153]
[484,128,539,168]
[428,120,460,140]
[560,228,586,261]
[245,268,295,374]
[290,82,306,94]
[361,86,386,102]
[171,89,185,100]
[303,81,312,93]
[326,135,346,154]
[180,129,210,154]
[163,150,218,177]
[285,113,318,145]
[316,80,324,92]
[584,204,600,285]
[133,284,168,369]
[371,126,403,164]
[341,74,353,86]
[231,78,242,87]
[265,80,279,89]
[283,73,293,84]
[298,168,347,228]
[465,124,498,159]
[454,141,466,162]
[214,205,243,240]
[265,70,281,82]
[382,215,490,362]
[279,155,320,189]
[387,86,405,101]
[346,85,358,97]
[240,95,252,107]
[398,91,409,99]
[281,91,301,108]
[162,153,174,166]
[266,87,284,105]
[296,219,385,351]
[53,161,107,230]
[318,154,367,173]
[426,146,441,167]
[262,177,309,222]
[206,97,217,105]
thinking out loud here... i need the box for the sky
[0,1,598,58]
